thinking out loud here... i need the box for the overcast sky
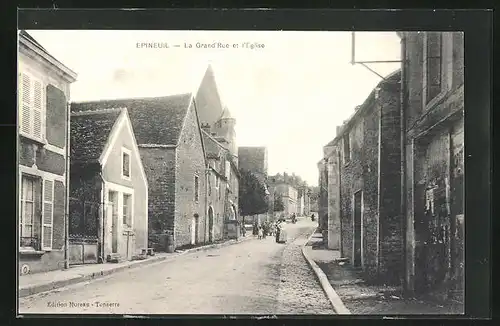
[25,30,400,186]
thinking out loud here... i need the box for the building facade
[400,32,464,303]
[317,159,328,235]
[323,70,403,283]
[195,66,240,239]
[69,108,148,264]
[72,94,208,251]
[202,129,240,241]
[18,31,77,275]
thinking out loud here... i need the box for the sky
[25,30,401,186]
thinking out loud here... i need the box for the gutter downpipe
[400,33,408,292]
[64,103,71,269]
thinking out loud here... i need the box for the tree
[238,168,269,216]
[273,193,285,212]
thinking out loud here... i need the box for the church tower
[214,106,237,157]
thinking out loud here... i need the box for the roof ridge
[71,93,193,104]
[71,107,125,116]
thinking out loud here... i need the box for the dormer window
[121,147,131,180]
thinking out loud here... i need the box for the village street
[19,218,334,315]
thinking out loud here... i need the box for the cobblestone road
[19,219,334,315]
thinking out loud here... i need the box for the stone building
[71,93,208,251]
[201,128,240,241]
[238,146,268,182]
[268,180,298,218]
[196,66,240,239]
[399,32,464,303]
[18,31,77,275]
[323,70,403,284]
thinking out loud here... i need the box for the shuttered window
[42,179,54,250]
[19,71,45,141]
[424,32,443,105]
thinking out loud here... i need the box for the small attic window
[122,147,131,180]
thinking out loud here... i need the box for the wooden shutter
[32,79,43,140]
[42,179,54,250]
[20,73,31,135]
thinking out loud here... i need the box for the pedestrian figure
[253,221,258,236]
[258,226,263,240]
[311,213,315,222]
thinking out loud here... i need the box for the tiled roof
[325,69,401,148]
[19,30,48,53]
[70,108,123,164]
[71,94,192,146]
[202,129,224,158]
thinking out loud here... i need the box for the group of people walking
[252,220,286,243]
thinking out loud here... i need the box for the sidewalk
[19,235,256,298]
[304,231,463,315]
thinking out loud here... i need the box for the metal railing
[20,236,40,249]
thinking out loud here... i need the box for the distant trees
[238,168,269,216]
[273,193,285,212]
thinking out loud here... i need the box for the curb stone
[19,235,256,298]
[301,231,352,315]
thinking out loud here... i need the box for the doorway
[108,191,119,254]
[208,207,214,242]
[353,190,362,268]
[191,214,199,245]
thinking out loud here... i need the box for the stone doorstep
[19,236,255,298]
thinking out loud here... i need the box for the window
[215,175,220,189]
[122,148,131,179]
[225,160,231,180]
[123,194,132,227]
[19,71,45,141]
[42,179,54,250]
[343,133,351,163]
[20,176,36,249]
[19,176,53,250]
[194,175,199,202]
[425,32,443,104]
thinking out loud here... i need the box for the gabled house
[201,128,240,241]
[18,31,77,275]
[71,94,208,251]
[69,107,149,264]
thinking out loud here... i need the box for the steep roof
[218,106,233,120]
[194,65,225,126]
[202,129,226,158]
[70,108,123,164]
[71,94,193,146]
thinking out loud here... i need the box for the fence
[68,197,100,265]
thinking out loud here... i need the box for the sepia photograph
[17,28,465,316]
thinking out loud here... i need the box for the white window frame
[121,147,132,181]
[422,32,453,111]
[122,193,133,228]
[19,175,37,250]
[18,69,46,143]
[42,178,54,251]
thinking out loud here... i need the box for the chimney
[336,126,341,135]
